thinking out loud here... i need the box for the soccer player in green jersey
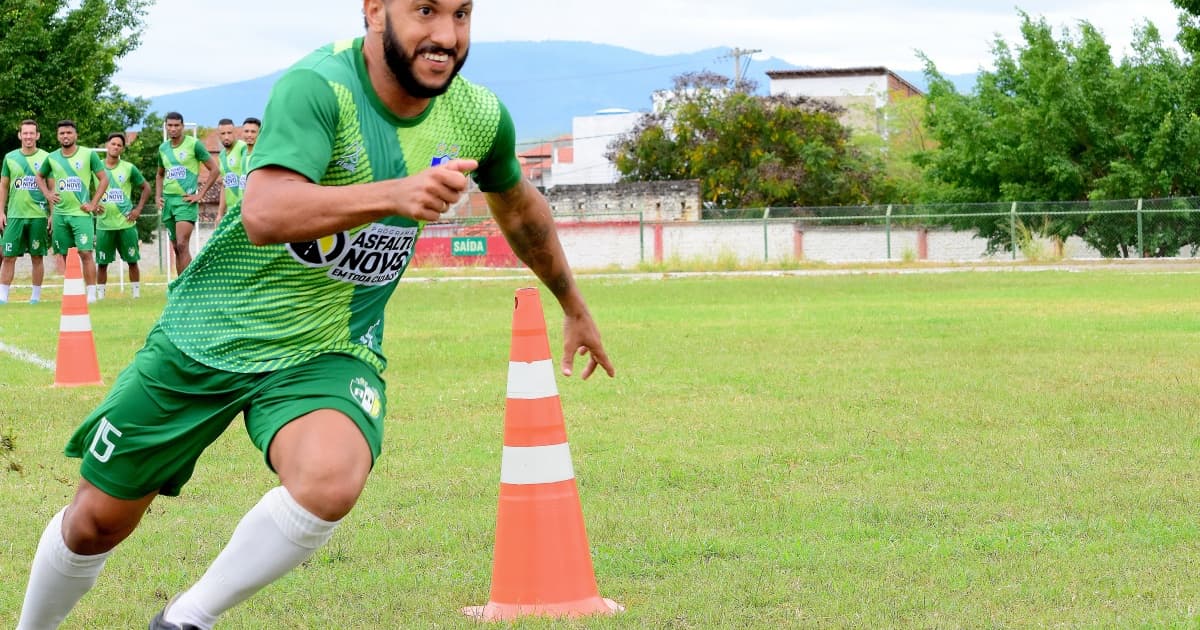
[35,120,109,303]
[214,118,247,224]
[154,111,219,274]
[95,132,150,300]
[17,1,615,628]
[0,120,51,304]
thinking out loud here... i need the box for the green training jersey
[38,147,104,217]
[1,148,49,218]
[158,135,211,197]
[98,160,146,230]
[219,139,248,209]
[158,37,522,374]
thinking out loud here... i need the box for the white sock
[132,282,140,298]
[31,285,41,301]
[17,508,112,630]
[85,285,96,303]
[96,285,105,300]
[164,487,339,629]
[0,284,9,302]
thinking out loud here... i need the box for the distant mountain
[147,41,977,143]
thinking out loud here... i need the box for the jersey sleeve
[195,141,212,162]
[130,164,146,186]
[250,69,339,184]
[0,158,10,179]
[37,158,50,177]
[89,151,104,172]
[473,101,523,193]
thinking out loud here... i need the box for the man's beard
[383,16,468,99]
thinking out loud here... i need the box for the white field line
[0,341,55,371]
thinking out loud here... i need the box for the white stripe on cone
[499,443,576,485]
[60,314,92,333]
[506,359,558,399]
[64,278,85,295]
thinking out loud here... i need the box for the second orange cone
[54,247,102,387]
[463,287,621,621]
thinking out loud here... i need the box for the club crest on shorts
[350,377,382,419]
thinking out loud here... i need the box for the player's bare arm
[130,181,150,221]
[0,176,9,230]
[83,169,110,215]
[187,156,221,204]
[485,180,614,379]
[36,174,59,206]
[241,159,477,245]
[154,168,164,208]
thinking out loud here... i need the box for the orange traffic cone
[463,287,622,621]
[54,248,102,387]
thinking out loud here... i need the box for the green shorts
[1,217,50,257]
[65,325,387,500]
[96,227,141,265]
[51,214,96,254]
[161,196,198,243]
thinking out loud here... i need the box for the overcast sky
[113,1,1186,97]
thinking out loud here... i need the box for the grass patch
[2,271,1200,627]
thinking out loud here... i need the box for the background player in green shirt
[96,132,150,300]
[0,119,51,304]
[17,2,614,628]
[154,111,218,274]
[214,117,247,224]
[35,120,109,303]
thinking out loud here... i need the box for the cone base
[462,596,622,621]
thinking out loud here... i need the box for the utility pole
[721,47,762,84]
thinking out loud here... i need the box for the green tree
[606,72,885,210]
[123,112,163,243]
[919,11,1200,256]
[0,0,151,152]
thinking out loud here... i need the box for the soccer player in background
[35,120,108,304]
[16,1,615,628]
[154,112,219,274]
[214,118,247,224]
[0,120,51,304]
[95,132,150,300]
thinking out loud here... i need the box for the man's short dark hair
[242,117,262,127]
[57,119,76,130]
[18,119,37,130]
[107,132,126,145]
[218,118,235,126]
[165,112,184,123]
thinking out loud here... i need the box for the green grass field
[2,269,1200,628]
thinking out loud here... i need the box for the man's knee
[61,482,156,555]
[286,475,365,521]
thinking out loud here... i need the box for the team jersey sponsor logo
[350,377,382,419]
[166,165,187,180]
[223,173,240,188]
[239,174,248,188]
[286,223,417,286]
[58,177,83,193]
[103,189,127,203]
[14,176,38,191]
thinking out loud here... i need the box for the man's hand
[0,213,6,231]
[82,201,100,215]
[44,191,61,206]
[561,309,614,379]
[155,195,164,210]
[184,191,203,204]
[392,159,477,222]
[128,206,143,221]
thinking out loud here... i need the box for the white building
[766,67,923,134]
[549,108,643,186]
